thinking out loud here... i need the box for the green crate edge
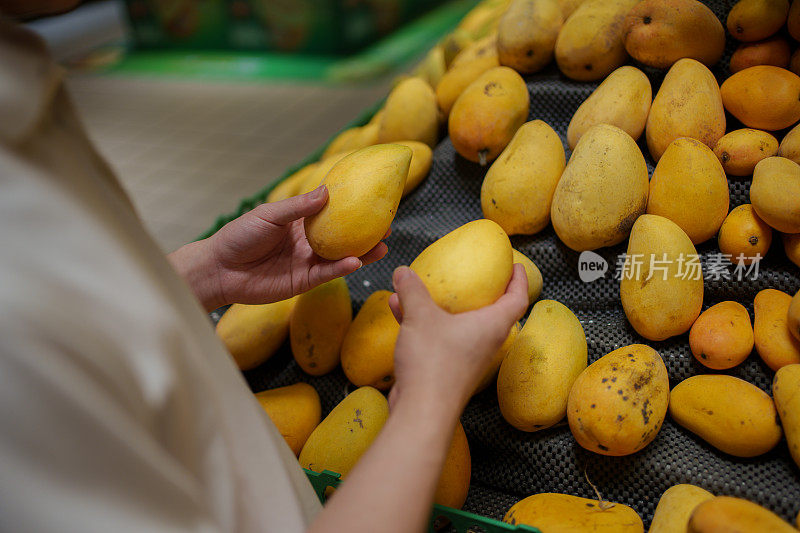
[304,469,541,533]
[196,97,385,240]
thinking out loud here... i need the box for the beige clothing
[0,20,320,532]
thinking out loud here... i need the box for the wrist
[168,239,226,311]
[389,383,465,425]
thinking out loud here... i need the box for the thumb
[255,185,328,226]
[391,266,435,321]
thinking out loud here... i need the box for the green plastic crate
[304,469,541,533]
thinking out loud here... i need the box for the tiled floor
[67,74,393,252]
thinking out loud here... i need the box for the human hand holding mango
[169,186,388,311]
[386,264,529,414]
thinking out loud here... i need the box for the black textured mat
[215,1,800,526]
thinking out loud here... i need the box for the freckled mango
[689,301,754,370]
[713,128,778,177]
[503,492,643,532]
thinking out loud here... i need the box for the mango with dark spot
[497,0,562,74]
[436,34,499,117]
[567,344,668,456]
[669,375,782,457]
[503,492,643,531]
[689,301,754,371]
[713,128,778,176]
[726,0,789,43]
[718,204,772,266]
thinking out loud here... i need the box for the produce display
[212,0,800,529]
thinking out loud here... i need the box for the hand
[386,264,529,413]
[170,186,388,310]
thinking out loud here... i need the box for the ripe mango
[498,300,587,432]
[566,66,651,150]
[435,421,471,509]
[750,156,800,233]
[730,36,791,72]
[754,288,800,370]
[497,0,562,74]
[323,127,363,159]
[341,290,400,390]
[557,0,588,18]
[721,66,800,131]
[551,124,648,251]
[216,297,297,371]
[390,140,432,197]
[567,344,669,456]
[790,0,800,41]
[620,215,704,341]
[448,66,530,166]
[689,301,754,370]
[378,77,438,147]
[727,0,789,42]
[784,232,800,267]
[267,163,318,203]
[297,150,355,195]
[305,144,410,261]
[649,484,714,533]
[778,122,800,164]
[512,249,542,304]
[481,120,566,235]
[646,137,729,244]
[718,204,772,265]
[669,375,782,457]
[689,497,796,533]
[646,58,725,161]
[475,322,520,394]
[713,128,778,176]
[410,219,513,313]
[255,383,321,456]
[791,290,800,342]
[436,34,499,116]
[290,277,351,376]
[441,29,473,68]
[504,493,643,532]
[299,386,389,480]
[774,363,800,468]
[554,0,639,81]
[623,0,725,68]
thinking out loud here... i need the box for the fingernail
[355,259,363,269]
[393,266,409,283]
[312,184,326,198]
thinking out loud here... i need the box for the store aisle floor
[67,75,392,252]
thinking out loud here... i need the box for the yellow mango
[554,0,640,81]
[718,204,772,265]
[721,66,800,131]
[567,344,669,456]
[713,128,779,176]
[775,364,800,469]
[791,290,800,342]
[299,386,389,480]
[727,0,790,42]
[266,163,318,203]
[323,127,363,159]
[255,383,321,456]
[290,278,351,376]
[750,157,800,233]
[498,300,587,432]
[497,0,563,74]
[783,232,800,267]
[646,137,729,244]
[434,421,471,509]
[649,484,714,533]
[688,301,754,370]
[481,120,566,235]
[669,375,782,457]
[504,493,643,532]
[646,58,726,161]
[689,497,796,533]
[754,288,800,370]
[441,29,473,68]
[475,322,520,394]
[216,297,297,371]
[566,66,652,150]
[557,0,587,18]
[305,145,411,261]
[448,66,530,166]
[378,77,438,147]
[551,124,649,251]
[730,36,791,73]
[620,215,704,341]
[436,34,499,116]
[512,249,542,304]
[623,0,725,69]
[778,122,800,165]
[457,0,510,39]
[412,45,446,88]
[390,140,432,197]
[410,219,513,313]
[341,291,400,390]
[297,150,355,196]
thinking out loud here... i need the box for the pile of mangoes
[216,0,800,530]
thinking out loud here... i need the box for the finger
[383,227,392,240]
[473,264,529,325]
[254,185,328,226]
[308,256,361,287]
[388,293,402,323]
[392,266,435,320]
[359,241,388,267]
